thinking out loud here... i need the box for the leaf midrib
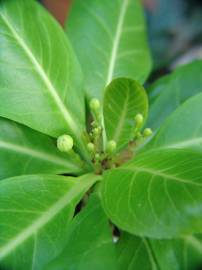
[106,0,129,85]
[0,140,79,171]
[112,88,129,143]
[120,166,202,187]
[0,12,78,136]
[155,137,202,150]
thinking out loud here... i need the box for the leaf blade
[0,0,85,151]
[47,193,117,270]
[103,78,148,151]
[145,93,202,153]
[101,149,202,238]
[0,173,100,269]
[147,61,202,130]
[0,117,85,179]
[67,0,152,99]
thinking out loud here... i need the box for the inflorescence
[57,99,153,174]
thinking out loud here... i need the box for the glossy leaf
[0,0,86,153]
[66,0,152,100]
[151,235,202,270]
[0,117,85,180]
[0,173,100,270]
[145,93,202,153]
[147,60,202,130]
[103,78,148,151]
[117,232,157,270]
[101,149,202,238]
[117,233,202,270]
[47,193,117,270]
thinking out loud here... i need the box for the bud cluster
[56,106,153,174]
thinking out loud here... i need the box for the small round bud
[93,127,101,136]
[135,113,144,126]
[107,140,117,154]
[90,98,100,111]
[87,142,95,153]
[143,128,153,138]
[95,153,100,161]
[57,135,73,153]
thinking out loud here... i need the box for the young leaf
[103,78,148,151]
[0,173,100,270]
[147,60,202,130]
[0,0,86,152]
[46,194,117,270]
[145,93,202,153]
[66,0,152,100]
[0,117,85,180]
[101,149,202,238]
[117,233,158,270]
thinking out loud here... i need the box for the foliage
[0,0,202,269]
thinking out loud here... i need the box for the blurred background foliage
[41,0,202,76]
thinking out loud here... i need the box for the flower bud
[107,140,117,154]
[57,135,73,153]
[143,128,153,138]
[95,153,100,161]
[93,127,102,136]
[90,98,100,111]
[87,142,95,153]
[135,113,144,127]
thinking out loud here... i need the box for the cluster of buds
[134,113,153,141]
[88,98,117,172]
[56,104,152,173]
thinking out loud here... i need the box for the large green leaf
[117,233,202,270]
[103,78,148,151]
[151,235,202,270]
[66,0,152,100]
[47,193,117,270]
[0,173,100,270]
[101,149,202,238]
[117,232,158,270]
[0,0,86,153]
[147,61,202,130]
[145,93,202,153]
[0,117,85,180]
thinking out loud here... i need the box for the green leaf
[0,117,85,180]
[0,173,100,270]
[117,233,202,270]
[66,0,152,100]
[147,61,202,130]
[46,193,117,270]
[117,232,158,270]
[145,93,202,153]
[0,0,86,153]
[101,149,202,238]
[103,78,148,151]
[151,235,202,270]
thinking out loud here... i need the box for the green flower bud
[57,135,73,153]
[93,127,102,136]
[135,113,144,127]
[143,128,153,138]
[90,98,100,111]
[107,140,117,154]
[95,153,100,161]
[87,142,95,153]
